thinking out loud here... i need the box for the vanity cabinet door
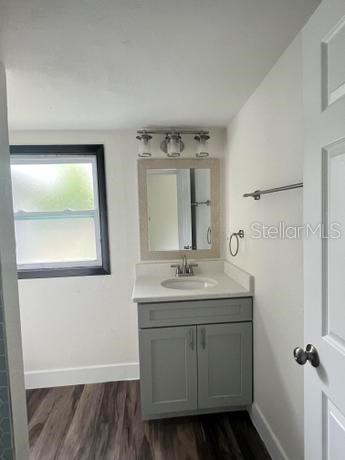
[139,326,197,416]
[197,322,252,409]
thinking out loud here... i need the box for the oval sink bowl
[161,277,218,290]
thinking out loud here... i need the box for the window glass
[14,217,98,265]
[11,162,95,212]
[9,146,110,278]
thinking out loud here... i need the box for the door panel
[197,322,252,409]
[138,297,252,328]
[323,140,345,347]
[139,326,197,416]
[303,1,345,458]
[325,399,345,460]
[322,15,345,109]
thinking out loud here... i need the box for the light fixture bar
[137,129,209,135]
[136,128,211,158]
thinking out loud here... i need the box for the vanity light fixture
[136,131,152,157]
[194,132,210,158]
[136,129,210,158]
[163,133,185,158]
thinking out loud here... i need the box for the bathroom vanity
[133,261,254,420]
[134,158,253,420]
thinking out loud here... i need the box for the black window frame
[10,144,111,279]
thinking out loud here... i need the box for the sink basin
[161,277,218,290]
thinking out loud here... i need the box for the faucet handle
[171,264,182,276]
[189,263,198,270]
[186,263,198,275]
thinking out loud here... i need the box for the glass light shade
[137,134,152,157]
[195,134,209,157]
[167,134,182,157]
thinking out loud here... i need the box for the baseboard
[25,362,140,389]
[249,402,289,460]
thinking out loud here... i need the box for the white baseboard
[25,362,140,389]
[249,402,289,460]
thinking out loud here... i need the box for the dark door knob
[293,344,320,368]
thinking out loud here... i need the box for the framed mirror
[138,159,220,260]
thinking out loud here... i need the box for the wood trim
[18,266,110,280]
[95,144,111,276]
[138,158,220,260]
[24,363,140,389]
[10,144,111,279]
[249,402,289,460]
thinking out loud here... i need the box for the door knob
[293,344,320,368]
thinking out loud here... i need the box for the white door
[303,1,345,458]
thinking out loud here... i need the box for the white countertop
[132,259,254,303]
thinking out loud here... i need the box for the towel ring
[229,230,244,257]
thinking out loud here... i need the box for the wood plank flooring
[26,380,271,460]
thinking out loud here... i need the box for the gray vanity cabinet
[138,297,253,420]
[197,322,252,409]
[139,325,197,416]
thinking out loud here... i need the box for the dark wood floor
[26,380,271,460]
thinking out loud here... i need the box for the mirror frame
[138,158,220,260]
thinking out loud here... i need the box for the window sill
[18,266,111,280]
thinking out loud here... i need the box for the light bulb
[195,133,210,158]
[167,134,182,157]
[137,133,152,157]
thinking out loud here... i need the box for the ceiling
[0,0,320,130]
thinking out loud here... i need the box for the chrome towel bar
[243,182,303,200]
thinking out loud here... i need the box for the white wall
[0,64,29,458]
[9,129,225,388]
[224,35,304,460]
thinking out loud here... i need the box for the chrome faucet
[182,255,188,273]
[171,255,198,277]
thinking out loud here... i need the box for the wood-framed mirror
[138,158,220,260]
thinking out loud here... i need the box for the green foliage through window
[11,163,95,212]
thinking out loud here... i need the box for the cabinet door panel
[139,326,197,416]
[197,322,252,409]
[138,297,252,328]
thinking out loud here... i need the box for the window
[10,145,110,279]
